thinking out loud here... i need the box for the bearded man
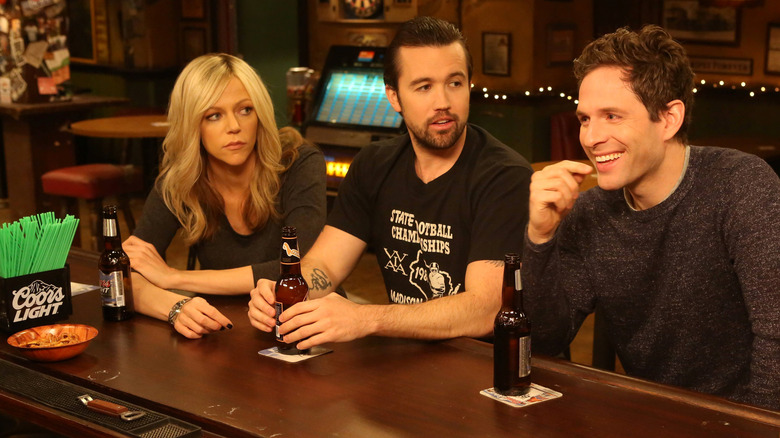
[249,16,532,348]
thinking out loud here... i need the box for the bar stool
[41,163,143,250]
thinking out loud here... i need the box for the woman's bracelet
[167,298,192,326]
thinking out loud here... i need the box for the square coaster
[480,383,562,407]
[258,345,332,363]
[70,282,99,296]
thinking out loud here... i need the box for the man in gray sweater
[522,25,779,410]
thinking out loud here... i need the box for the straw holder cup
[0,266,72,332]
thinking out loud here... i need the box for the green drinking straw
[0,212,80,278]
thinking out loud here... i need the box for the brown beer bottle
[275,226,309,354]
[493,253,531,395]
[99,205,135,321]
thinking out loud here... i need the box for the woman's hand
[123,236,178,290]
[172,297,233,339]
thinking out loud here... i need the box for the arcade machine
[304,46,405,206]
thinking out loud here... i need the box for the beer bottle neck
[501,261,521,309]
[281,261,302,275]
[515,285,524,312]
[280,236,302,276]
[102,217,122,250]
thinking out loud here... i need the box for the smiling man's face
[577,65,669,194]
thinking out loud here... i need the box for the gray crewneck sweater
[522,146,780,410]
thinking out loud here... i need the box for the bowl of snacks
[7,324,98,362]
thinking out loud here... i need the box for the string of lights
[469,78,780,104]
[693,79,780,98]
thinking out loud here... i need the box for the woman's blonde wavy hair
[158,53,301,245]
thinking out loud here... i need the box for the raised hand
[528,160,594,244]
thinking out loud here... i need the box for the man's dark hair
[573,25,695,144]
[383,16,472,90]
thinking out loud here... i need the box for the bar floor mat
[0,359,200,437]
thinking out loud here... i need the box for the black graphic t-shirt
[328,124,532,304]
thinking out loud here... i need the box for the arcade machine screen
[306,46,404,192]
[314,69,402,129]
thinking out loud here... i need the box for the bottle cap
[102,205,119,236]
[504,253,520,264]
[102,205,118,218]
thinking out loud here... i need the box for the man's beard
[406,112,466,151]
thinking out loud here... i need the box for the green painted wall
[690,93,780,141]
[69,70,175,114]
[236,0,300,129]
[474,92,780,164]
[69,0,302,125]
[470,98,579,162]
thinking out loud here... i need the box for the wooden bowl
[7,324,98,362]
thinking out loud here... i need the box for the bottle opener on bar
[77,394,145,421]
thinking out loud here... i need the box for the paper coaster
[258,346,332,363]
[70,282,100,296]
[480,383,562,407]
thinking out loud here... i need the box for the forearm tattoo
[310,268,332,292]
[486,259,504,268]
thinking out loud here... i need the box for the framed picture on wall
[662,0,740,45]
[766,23,780,74]
[547,24,575,66]
[482,32,511,76]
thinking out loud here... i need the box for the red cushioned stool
[41,164,144,250]
[550,111,588,161]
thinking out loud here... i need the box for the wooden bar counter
[0,249,778,437]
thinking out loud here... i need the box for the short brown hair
[573,25,694,143]
[384,16,472,90]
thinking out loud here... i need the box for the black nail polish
[227,324,233,329]
[220,326,225,331]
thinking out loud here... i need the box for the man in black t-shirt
[248,16,532,349]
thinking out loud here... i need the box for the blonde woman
[124,53,326,339]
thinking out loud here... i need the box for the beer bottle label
[274,302,284,340]
[99,271,126,308]
[280,241,300,265]
[518,335,531,378]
